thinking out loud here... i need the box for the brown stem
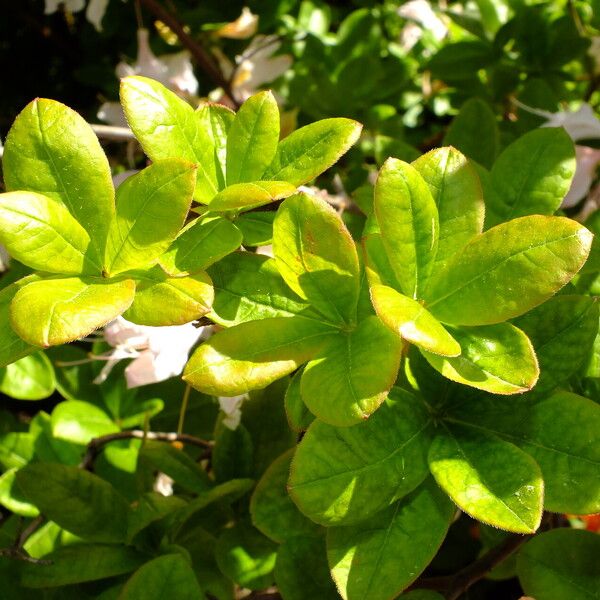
[408,530,535,599]
[138,0,240,107]
[80,430,213,471]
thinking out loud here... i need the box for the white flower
[541,103,600,142]
[218,395,248,430]
[0,245,9,272]
[398,0,447,50]
[95,317,203,388]
[112,169,139,188]
[215,35,292,102]
[563,145,600,208]
[217,7,258,40]
[99,29,198,126]
[44,0,109,32]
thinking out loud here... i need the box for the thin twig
[80,430,213,471]
[138,0,240,107]
[91,124,135,142]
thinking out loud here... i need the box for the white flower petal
[542,104,600,142]
[97,101,128,127]
[218,395,247,430]
[562,145,600,208]
[85,0,109,31]
[217,7,259,39]
[398,0,447,41]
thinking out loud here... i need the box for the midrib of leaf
[426,231,581,310]
[231,96,268,182]
[292,421,431,488]
[439,423,535,530]
[108,172,188,272]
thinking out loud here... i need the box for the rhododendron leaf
[183,316,336,396]
[421,322,538,394]
[300,316,403,426]
[0,280,36,368]
[362,224,403,290]
[124,268,213,327]
[250,449,320,543]
[425,216,592,325]
[235,211,275,246]
[121,554,206,600]
[104,159,196,276]
[486,128,575,228]
[19,545,145,588]
[513,295,599,395]
[275,536,339,600]
[207,181,296,212]
[517,529,600,600]
[0,191,102,275]
[327,478,454,600]
[412,147,484,272]
[264,118,362,186]
[374,158,439,299]
[226,91,280,185]
[273,193,360,326]
[284,368,314,432]
[196,100,235,189]
[443,97,499,169]
[50,400,118,445]
[289,389,432,526]
[16,463,130,543]
[371,285,460,356]
[160,216,242,276]
[0,352,55,401]
[120,76,219,203]
[2,98,114,258]
[208,252,318,326]
[428,423,544,533]
[215,522,277,591]
[451,391,600,514]
[10,277,135,347]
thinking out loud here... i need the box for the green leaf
[104,159,196,276]
[264,118,362,186]
[284,368,314,432]
[184,316,335,396]
[0,432,35,470]
[124,268,213,326]
[412,147,484,272]
[196,101,235,189]
[235,211,275,246]
[121,554,206,600]
[289,388,432,526]
[120,76,219,203]
[19,544,145,588]
[517,529,600,600]
[327,478,455,600]
[0,352,55,400]
[127,492,187,542]
[371,285,460,356]
[275,536,340,600]
[3,98,115,258]
[10,277,136,347]
[0,468,39,517]
[425,216,593,326]
[0,191,102,275]
[215,522,277,591]
[485,128,576,228]
[450,391,600,514]
[300,315,403,426]
[226,91,280,185]
[443,98,499,169]
[50,400,119,444]
[421,323,539,394]
[374,158,439,299]
[251,449,320,543]
[362,220,403,290]
[16,463,130,542]
[513,295,599,395]
[273,193,360,326]
[138,440,212,495]
[208,252,318,327]
[208,180,296,212]
[212,423,254,483]
[428,423,544,533]
[159,216,242,276]
[0,280,36,368]
[399,592,444,600]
